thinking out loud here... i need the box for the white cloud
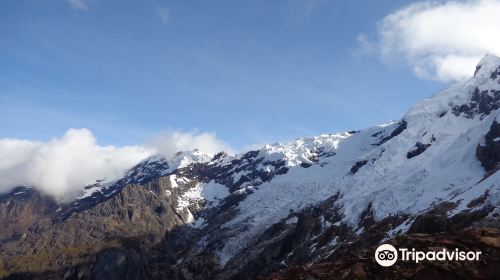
[153,1,170,24]
[0,128,231,201]
[68,0,89,11]
[147,130,233,157]
[359,0,500,82]
[289,0,327,18]
[352,33,376,59]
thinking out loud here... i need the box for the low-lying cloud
[0,128,231,201]
[358,0,500,82]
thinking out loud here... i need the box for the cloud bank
[0,128,231,200]
[359,0,500,82]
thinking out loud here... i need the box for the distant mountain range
[1,55,499,280]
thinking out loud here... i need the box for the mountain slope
[0,55,499,280]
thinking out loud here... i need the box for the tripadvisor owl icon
[375,244,398,267]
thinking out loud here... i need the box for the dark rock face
[0,178,189,279]
[474,64,482,76]
[490,65,500,80]
[476,120,500,173]
[0,187,58,243]
[350,160,367,174]
[212,151,228,161]
[409,202,494,234]
[452,88,500,119]
[164,253,220,280]
[376,120,407,146]
[91,249,147,280]
[123,159,170,185]
[407,142,431,159]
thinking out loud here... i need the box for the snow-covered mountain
[0,55,499,280]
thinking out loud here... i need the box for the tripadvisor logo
[374,244,482,267]
[375,244,398,267]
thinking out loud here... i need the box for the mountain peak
[474,53,500,79]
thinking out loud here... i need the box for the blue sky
[0,0,461,149]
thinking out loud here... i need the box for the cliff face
[476,120,500,175]
[0,187,58,244]
[0,177,194,279]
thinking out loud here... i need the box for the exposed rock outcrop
[476,120,500,174]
